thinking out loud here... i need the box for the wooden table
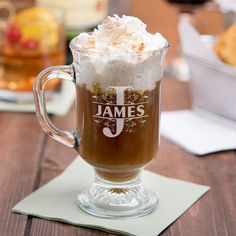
[0,1,235,235]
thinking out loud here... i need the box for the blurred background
[0,0,228,102]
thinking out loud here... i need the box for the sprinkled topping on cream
[71,15,168,92]
[75,15,168,53]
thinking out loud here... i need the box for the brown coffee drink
[76,81,161,182]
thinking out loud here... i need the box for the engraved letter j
[103,86,132,138]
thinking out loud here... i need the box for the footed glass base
[77,174,158,219]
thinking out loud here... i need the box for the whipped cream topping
[72,15,168,92]
[75,15,168,53]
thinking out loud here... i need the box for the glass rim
[69,34,169,55]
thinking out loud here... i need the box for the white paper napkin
[161,110,236,155]
[0,81,75,116]
[12,156,209,236]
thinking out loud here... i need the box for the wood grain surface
[0,1,235,236]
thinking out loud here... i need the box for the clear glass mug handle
[33,65,77,148]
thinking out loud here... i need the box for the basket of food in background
[179,19,236,122]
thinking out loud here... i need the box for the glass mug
[33,36,168,218]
